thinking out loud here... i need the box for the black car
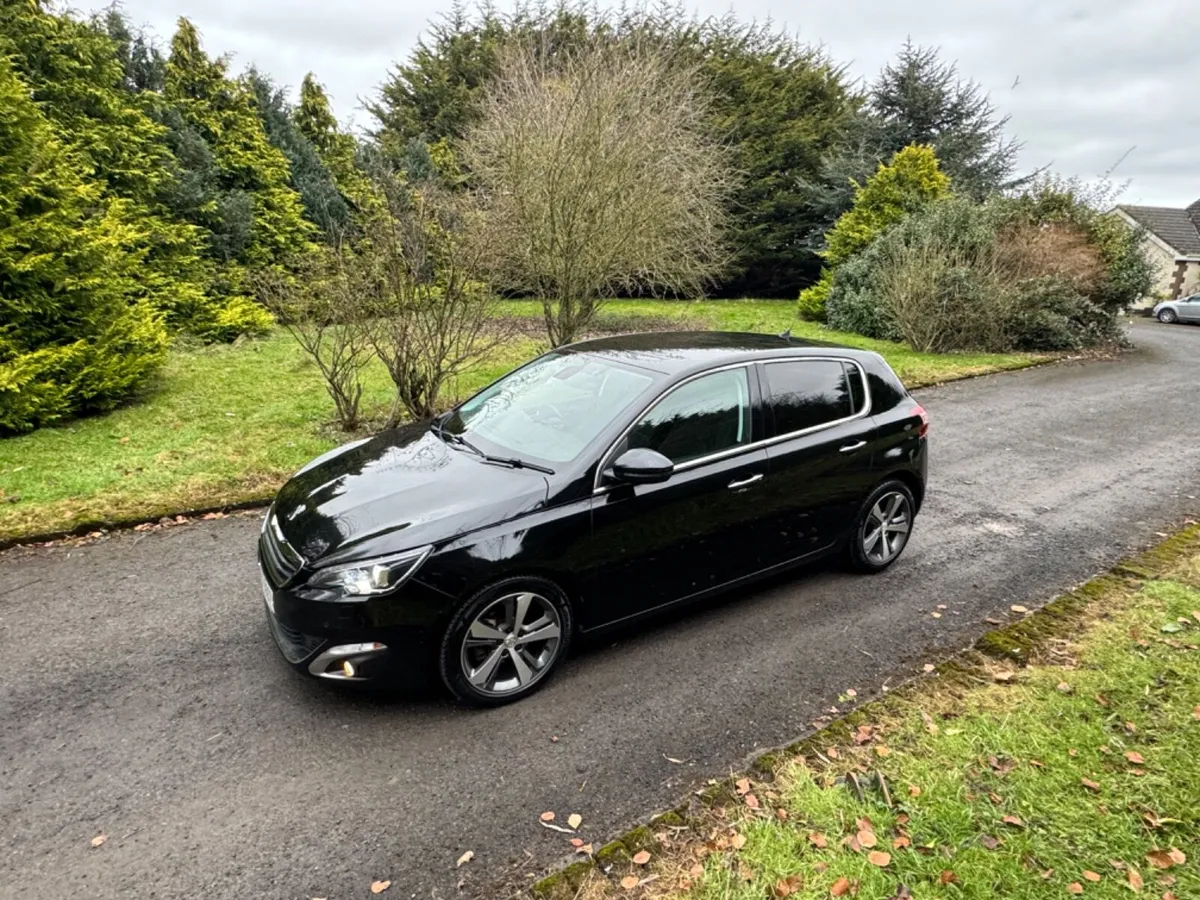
[259,332,928,706]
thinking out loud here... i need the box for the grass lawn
[558,529,1200,900]
[0,299,1045,543]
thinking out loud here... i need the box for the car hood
[271,424,550,566]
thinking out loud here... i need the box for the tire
[847,480,917,574]
[1158,308,1177,324]
[439,576,573,707]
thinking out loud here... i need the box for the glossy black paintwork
[260,332,928,680]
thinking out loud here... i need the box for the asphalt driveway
[2,318,1199,900]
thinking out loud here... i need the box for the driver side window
[619,368,751,465]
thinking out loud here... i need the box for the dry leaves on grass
[632,850,651,865]
[856,830,877,848]
[830,876,856,896]
[1002,815,1025,827]
[744,793,760,810]
[735,778,751,795]
[730,833,747,850]
[867,851,891,867]
[808,832,828,849]
[1080,778,1101,792]
[771,874,804,897]
[1067,883,1083,894]
[939,870,957,885]
[1128,867,1144,892]
[620,875,639,890]
[1083,870,1101,882]
[1125,751,1145,764]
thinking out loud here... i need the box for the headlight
[306,546,433,599]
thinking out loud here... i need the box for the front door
[1179,296,1200,322]
[581,366,772,628]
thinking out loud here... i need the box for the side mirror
[610,448,674,485]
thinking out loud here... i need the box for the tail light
[912,404,929,438]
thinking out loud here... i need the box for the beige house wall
[1139,233,1178,302]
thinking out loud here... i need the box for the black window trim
[592,356,871,494]
[760,357,872,441]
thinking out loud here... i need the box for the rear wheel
[439,576,572,707]
[1158,308,1178,324]
[847,480,916,573]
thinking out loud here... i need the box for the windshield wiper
[434,422,555,474]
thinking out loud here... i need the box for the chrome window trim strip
[591,356,872,495]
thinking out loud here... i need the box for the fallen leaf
[1003,815,1025,827]
[874,745,890,757]
[370,881,391,895]
[920,710,939,734]
[632,850,651,865]
[831,876,852,896]
[735,778,751,795]
[540,811,556,822]
[119,436,130,444]
[923,664,936,673]
[907,784,921,797]
[893,836,911,849]
[456,851,474,867]
[826,747,839,760]
[1193,705,1200,721]
[1067,883,1083,894]
[1168,849,1186,865]
[1057,681,1073,694]
[994,671,1014,683]
[731,833,747,850]
[663,755,684,764]
[90,834,106,847]
[1125,751,1145,765]
[1124,722,1137,733]
[895,814,909,826]
[845,689,857,698]
[939,870,957,885]
[808,832,828,849]
[620,875,639,890]
[1163,893,1178,900]
[1081,778,1101,792]
[1011,605,1029,613]
[776,807,788,821]
[857,830,877,848]
[567,813,583,830]
[1083,870,1101,882]
[577,844,593,855]
[1129,867,1144,892]
[689,864,704,877]
[852,724,874,745]
[867,851,891,867]
[744,793,760,810]
[1131,769,1147,777]
[1146,851,1173,869]
[930,611,942,618]
[979,835,1001,850]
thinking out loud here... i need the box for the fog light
[342,660,356,678]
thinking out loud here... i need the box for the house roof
[1117,201,1200,256]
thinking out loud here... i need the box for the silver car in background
[1153,294,1200,324]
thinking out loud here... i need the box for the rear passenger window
[763,360,854,435]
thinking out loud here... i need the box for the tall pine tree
[0,55,168,433]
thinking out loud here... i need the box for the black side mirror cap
[610,448,674,485]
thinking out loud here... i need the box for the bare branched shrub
[256,255,373,431]
[357,179,507,425]
[463,35,734,346]
[995,222,1102,293]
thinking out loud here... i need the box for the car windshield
[441,353,657,464]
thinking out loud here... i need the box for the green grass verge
[545,527,1200,900]
[0,300,1044,543]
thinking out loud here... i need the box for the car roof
[560,330,870,377]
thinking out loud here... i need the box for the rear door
[757,359,877,566]
[1180,296,1200,322]
[583,366,772,626]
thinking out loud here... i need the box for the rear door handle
[728,473,763,490]
[839,440,867,454]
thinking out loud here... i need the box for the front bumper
[258,547,451,688]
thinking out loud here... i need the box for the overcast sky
[77,0,1197,207]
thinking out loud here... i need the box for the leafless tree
[358,179,508,425]
[256,255,374,431]
[463,35,734,346]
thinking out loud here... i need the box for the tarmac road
[2,318,1199,900]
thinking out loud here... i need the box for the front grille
[266,607,325,663]
[260,513,303,587]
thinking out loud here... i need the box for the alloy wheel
[862,491,912,565]
[459,591,563,697]
[1158,309,1177,323]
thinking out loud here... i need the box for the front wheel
[439,576,573,707]
[1158,308,1178,324]
[847,480,916,574]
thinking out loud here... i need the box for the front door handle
[839,441,867,454]
[728,473,764,490]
